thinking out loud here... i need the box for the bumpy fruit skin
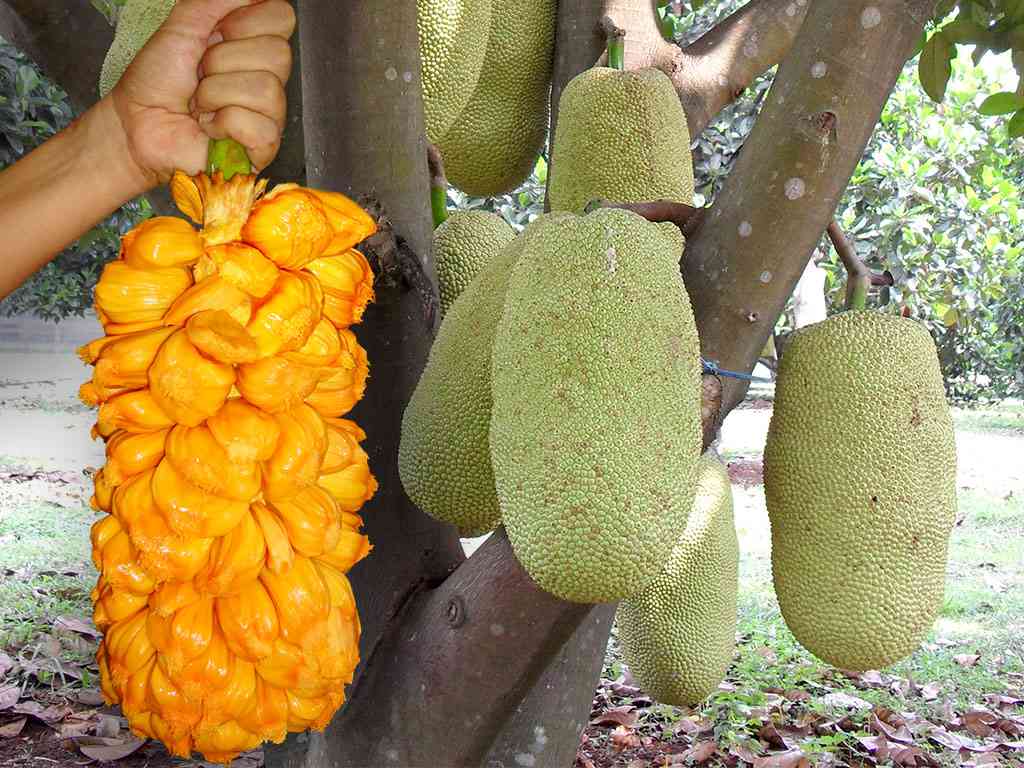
[99,0,177,98]
[417,0,492,142]
[490,209,702,603]
[436,0,556,196]
[616,453,738,706]
[81,168,379,764]
[548,68,695,213]
[433,210,515,317]
[764,310,957,672]
[399,232,526,537]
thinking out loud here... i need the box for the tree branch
[586,198,706,239]
[681,0,936,417]
[828,219,871,310]
[0,0,110,112]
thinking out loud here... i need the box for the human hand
[109,0,296,188]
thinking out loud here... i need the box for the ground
[0,316,1022,767]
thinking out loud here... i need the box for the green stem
[207,138,252,180]
[431,185,449,228]
[846,278,869,311]
[607,38,625,70]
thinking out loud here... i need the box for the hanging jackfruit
[80,142,378,764]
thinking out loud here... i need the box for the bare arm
[0,0,295,302]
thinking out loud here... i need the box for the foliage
[0,42,147,321]
[920,0,1024,137]
[829,50,1024,400]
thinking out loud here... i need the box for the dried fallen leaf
[610,725,641,752]
[918,682,942,701]
[730,743,762,763]
[954,653,981,668]
[75,688,105,707]
[54,616,102,640]
[95,714,120,738]
[0,685,18,711]
[925,726,962,751]
[752,748,808,768]
[682,741,718,764]
[69,735,145,762]
[0,653,13,679]
[822,692,872,711]
[888,744,939,766]
[578,757,596,768]
[0,717,26,738]
[590,706,638,728]
[784,689,811,703]
[12,700,71,726]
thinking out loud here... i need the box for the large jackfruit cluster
[100,0,176,97]
[616,452,738,706]
[81,166,379,764]
[425,0,557,196]
[764,311,957,672]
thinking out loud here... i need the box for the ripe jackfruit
[436,0,557,196]
[99,0,177,98]
[616,453,738,706]
[548,68,695,213]
[81,155,379,764]
[433,210,515,317]
[764,310,957,672]
[417,0,492,141]
[490,209,702,603]
[399,233,526,536]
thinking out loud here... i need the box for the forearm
[0,96,151,301]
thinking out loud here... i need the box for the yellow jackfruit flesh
[764,310,957,672]
[548,68,695,213]
[616,453,738,705]
[82,165,379,764]
[490,209,702,603]
[432,210,515,317]
[435,0,557,196]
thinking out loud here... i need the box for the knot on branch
[600,15,625,40]
[359,198,440,330]
[583,199,707,240]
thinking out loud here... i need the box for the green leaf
[1008,107,1024,136]
[979,90,1024,113]
[919,33,955,102]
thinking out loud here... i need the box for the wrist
[82,96,157,202]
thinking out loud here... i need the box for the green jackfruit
[417,0,492,142]
[433,211,515,317]
[765,310,957,672]
[399,233,528,537]
[436,0,556,197]
[548,68,695,213]
[617,452,738,706]
[99,0,176,98]
[491,208,702,604]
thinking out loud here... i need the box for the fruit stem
[827,219,870,312]
[427,143,449,228]
[207,138,252,180]
[602,16,626,70]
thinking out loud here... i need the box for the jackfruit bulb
[417,0,492,142]
[435,0,557,196]
[433,210,515,317]
[399,232,528,537]
[548,68,695,213]
[100,0,177,98]
[764,310,957,672]
[617,452,738,706]
[490,209,702,603]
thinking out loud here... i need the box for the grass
[952,401,1024,434]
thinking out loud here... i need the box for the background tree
[0,0,1021,766]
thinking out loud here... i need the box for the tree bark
[681,0,936,417]
[0,0,110,112]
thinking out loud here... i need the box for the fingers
[201,36,293,83]
[217,1,296,42]
[203,106,282,171]
[195,70,288,130]
[165,0,257,40]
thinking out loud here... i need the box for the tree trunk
[0,0,110,113]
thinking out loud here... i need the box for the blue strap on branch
[701,358,774,384]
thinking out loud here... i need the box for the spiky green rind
[548,68,695,213]
[99,0,176,98]
[436,0,556,197]
[765,311,957,672]
[617,453,738,707]
[491,208,702,604]
[434,211,515,317]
